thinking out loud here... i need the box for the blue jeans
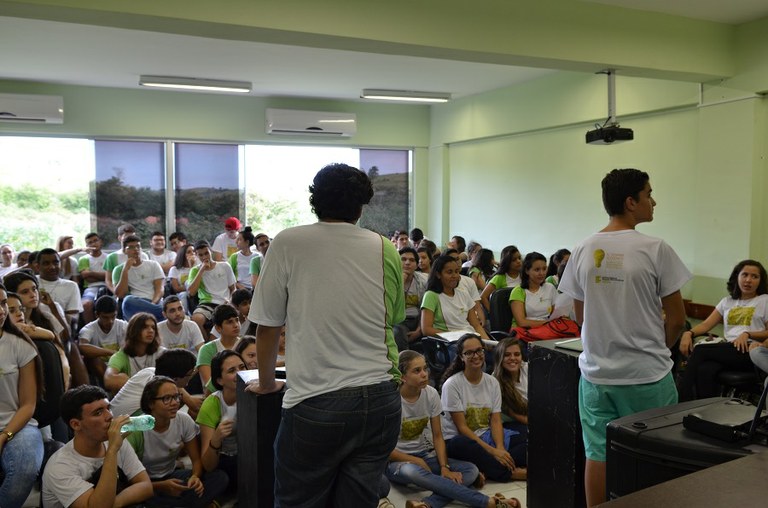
[145,468,229,508]
[446,427,527,483]
[122,295,164,322]
[386,451,487,508]
[274,381,401,508]
[0,424,44,508]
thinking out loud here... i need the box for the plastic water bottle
[120,415,155,433]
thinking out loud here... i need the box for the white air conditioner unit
[266,108,356,137]
[0,93,64,124]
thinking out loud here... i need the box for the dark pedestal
[528,340,586,508]
[237,372,285,507]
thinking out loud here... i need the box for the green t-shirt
[420,291,448,332]
[249,256,262,276]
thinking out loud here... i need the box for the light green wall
[429,71,768,306]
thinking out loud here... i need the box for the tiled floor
[386,478,527,507]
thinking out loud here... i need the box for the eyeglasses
[153,393,182,405]
[462,348,485,358]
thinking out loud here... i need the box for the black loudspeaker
[606,397,762,500]
[528,341,586,508]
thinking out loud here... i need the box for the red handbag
[511,317,580,343]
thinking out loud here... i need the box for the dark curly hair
[726,260,767,299]
[440,333,484,385]
[309,163,373,221]
[601,168,649,217]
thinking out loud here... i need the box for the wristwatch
[3,430,14,442]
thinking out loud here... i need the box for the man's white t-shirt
[158,319,204,352]
[212,233,238,260]
[38,277,83,313]
[78,319,129,353]
[559,229,691,385]
[113,260,165,300]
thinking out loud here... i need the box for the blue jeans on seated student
[146,468,229,508]
[446,427,527,483]
[0,424,44,508]
[122,295,164,322]
[386,451,487,508]
[274,381,401,508]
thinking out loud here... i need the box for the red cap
[224,217,241,230]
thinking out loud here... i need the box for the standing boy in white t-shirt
[559,168,690,507]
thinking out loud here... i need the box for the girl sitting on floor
[387,350,520,508]
[492,338,529,436]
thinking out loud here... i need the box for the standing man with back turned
[558,168,690,507]
[249,163,405,507]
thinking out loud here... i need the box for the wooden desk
[236,370,285,508]
[528,339,586,508]
[598,451,768,507]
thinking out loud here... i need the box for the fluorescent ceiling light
[361,89,451,103]
[139,75,251,93]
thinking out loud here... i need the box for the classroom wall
[428,71,768,305]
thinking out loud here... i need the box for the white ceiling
[2,1,767,102]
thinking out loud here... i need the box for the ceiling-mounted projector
[586,125,633,144]
[586,69,634,145]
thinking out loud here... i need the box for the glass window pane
[94,140,165,250]
[358,149,410,236]
[0,136,92,252]
[175,143,240,245]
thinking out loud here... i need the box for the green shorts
[578,372,677,462]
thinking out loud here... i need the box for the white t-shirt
[559,229,692,385]
[109,367,156,417]
[212,233,238,260]
[168,266,191,287]
[459,275,481,302]
[113,260,165,300]
[59,257,79,281]
[38,277,83,313]
[187,263,236,305]
[396,385,442,455]
[441,372,502,440]
[715,294,768,341]
[78,252,108,288]
[516,363,529,402]
[147,249,176,268]
[78,319,129,353]
[0,332,38,428]
[42,439,146,508]
[38,301,67,336]
[509,282,558,321]
[250,222,404,408]
[230,251,256,289]
[139,412,199,478]
[158,319,204,352]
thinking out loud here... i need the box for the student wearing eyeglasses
[440,334,527,485]
[128,376,228,507]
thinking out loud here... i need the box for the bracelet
[440,464,450,470]
[209,442,221,451]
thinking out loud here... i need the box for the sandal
[493,497,522,508]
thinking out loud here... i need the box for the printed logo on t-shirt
[593,249,605,268]
[728,306,755,326]
[465,404,490,432]
[400,416,429,441]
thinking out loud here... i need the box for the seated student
[197,304,241,392]
[387,351,520,508]
[103,224,149,294]
[0,243,18,278]
[444,248,486,328]
[480,246,522,314]
[492,338,529,436]
[110,349,201,420]
[231,288,253,335]
[462,241,483,269]
[147,231,177,276]
[545,248,570,288]
[441,334,527,483]
[169,232,189,254]
[679,259,768,400]
[399,246,428,347]
[37,247,84,325]
[228,227,256,291]
[248,233,270,289]
[42,385,153,508]
[157,296,204,353]
[79,295,129,381]
[168,244,197,314]
[127,376,228,508]
[417,244,436,274]
[211,217,241,262]
[509,252,558,329]
[15,250,31,270]
[113,235,166,322]
[468,248,495,292]
[56,235,82,284]
[447,235,468,263]
[104,313,167,394]
[0,283,45,508]
[78,232,109,324]
[420,255,492,342]
[187,241,236,340]
[197,350,246,493]
[234,336,258,370]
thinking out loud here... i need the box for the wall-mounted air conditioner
[0,93,64,124]
[266,108,356,137]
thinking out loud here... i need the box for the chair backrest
[489,286,514,333]
[33,339,66,428]
[421,336,453,391]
